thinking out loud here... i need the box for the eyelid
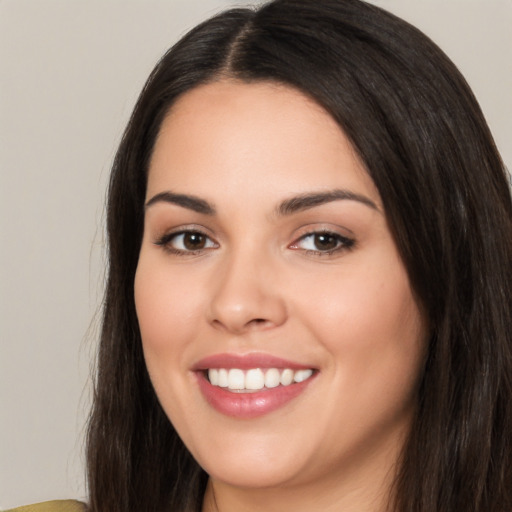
[153,225,219,255]
[288,227,355,256]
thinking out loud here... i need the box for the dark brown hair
[86,1,512,510]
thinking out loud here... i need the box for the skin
[134,80,427,512]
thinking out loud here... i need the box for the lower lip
[195,372,316,419]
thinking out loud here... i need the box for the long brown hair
[86,1,512,510]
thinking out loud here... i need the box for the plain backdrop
[1,0,510,508]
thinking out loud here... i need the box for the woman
[89,0,512,511]
[12,0,511,510]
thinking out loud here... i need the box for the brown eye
[183,232,207,250]
[313,233,338,251]
[290,231,355,255]
[155,230,217,254]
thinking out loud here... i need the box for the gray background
[1,0,510,508]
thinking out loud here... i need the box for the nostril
[246,318,273,330]
[250,318,270,326]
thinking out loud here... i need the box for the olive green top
[4,500,86,512]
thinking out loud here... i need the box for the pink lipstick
[192,353,317,419]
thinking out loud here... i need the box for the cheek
[134,258,204,355]
[300,258,423,346]
[133,257,210,435]
[292,264,425,460]
[295,250,426,407]
[134,258,203,425]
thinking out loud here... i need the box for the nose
[206,248,287,335]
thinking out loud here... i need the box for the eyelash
[154,229,355,257]
[289,231,355,256]
[154,230,218,256]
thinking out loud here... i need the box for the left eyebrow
[276,189,380,216]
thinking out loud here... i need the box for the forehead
[147,80,380,209]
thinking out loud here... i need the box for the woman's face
[135,81,426,493]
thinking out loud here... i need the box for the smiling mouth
[206,367,315,393]
[195,356,318,417]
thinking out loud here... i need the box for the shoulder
[4,500,86,512]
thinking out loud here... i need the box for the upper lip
[192,352,315,371]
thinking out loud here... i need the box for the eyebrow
[144,188,379,216]
[145,191,216,215]
[276,189,379,216]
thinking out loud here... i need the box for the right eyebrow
[144,191,216,215]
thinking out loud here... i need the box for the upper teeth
[208,368,314,391]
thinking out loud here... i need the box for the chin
[203,458,301,489]
[189,432,310,489]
